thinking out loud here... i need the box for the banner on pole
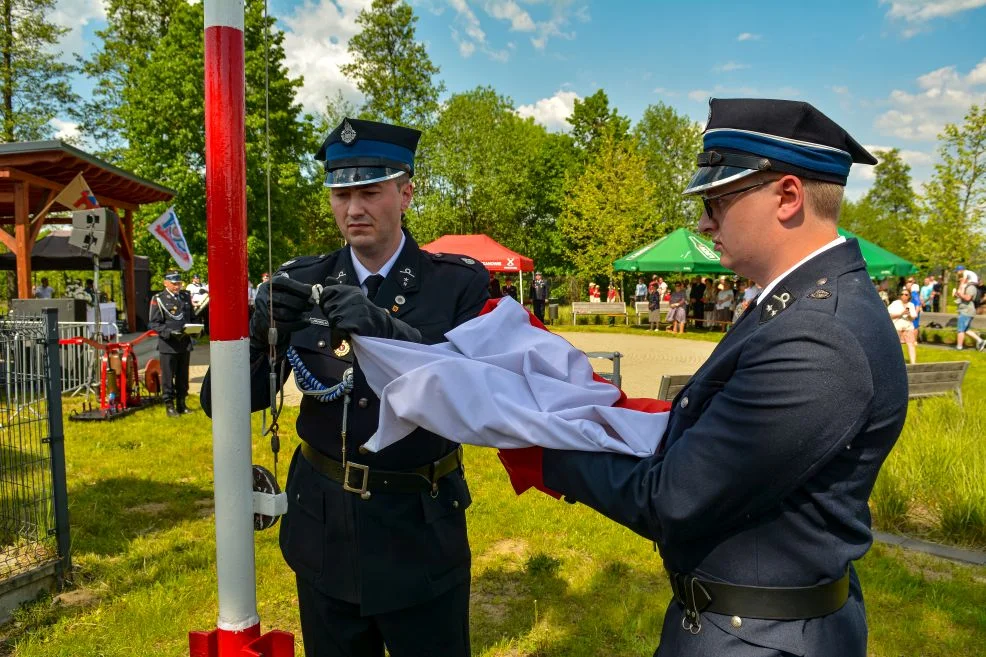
[148,206,193,271]
[53,172,100,210]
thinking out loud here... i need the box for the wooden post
[14,181,31,298]
[123,209,136,331]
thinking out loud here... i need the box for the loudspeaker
[69,208,120,259]
[11,298,88,322]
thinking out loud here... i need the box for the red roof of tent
[420,234,534,272]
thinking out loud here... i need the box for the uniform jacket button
[731,616,742,628]
[358,398,369,408]
[680,396,689,409]
[317,339,326,348]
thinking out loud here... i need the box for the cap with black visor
[316,117,422,189]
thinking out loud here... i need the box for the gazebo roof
[0,140,175,217]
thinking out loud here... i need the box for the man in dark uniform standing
[500,99,908,657]
[203,117,488,657]
[529,271,548,322]
[148,270,195,417]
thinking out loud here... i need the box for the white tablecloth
[86,302,118,337]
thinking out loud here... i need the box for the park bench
[571,302,629,325]
[634,301,650,325]
[906,361,970,406]
[657,374,692,402]
[586,351,622,389]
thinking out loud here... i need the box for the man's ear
[776,175,804,223]
[400,181,414,211]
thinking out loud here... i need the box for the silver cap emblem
[340,120,357,145]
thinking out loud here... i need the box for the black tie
[364,274,385,301]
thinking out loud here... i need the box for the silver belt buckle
[343,462,370,499]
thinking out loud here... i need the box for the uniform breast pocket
[669,380,727,438]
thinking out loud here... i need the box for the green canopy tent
[613,227,733,274]
[837,228,918,278]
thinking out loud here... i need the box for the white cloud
[881,0,986,22]
[449,0,581,58]
[653,87,679,97]
[51,0,106,63]
[874,57,986,141]
[713,61,750,73]
[736,32,761,41]
[484,0,535,31]
[51,118,80,141]
[863,144,935,166]
[280,0,371,114]
[830,85,850,95]
[516,89,579,132]
[688,90,711,103]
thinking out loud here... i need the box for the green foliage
[0,0,78,142]
[341,0,444,130]
[558,131,658,282]
[633,102,704,230]
[841,148,919,262]
[568,89,630,154]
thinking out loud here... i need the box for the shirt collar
[351,231,406,287]
[756,236,846,306]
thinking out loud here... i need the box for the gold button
[317,340,326,348]
[358,398,369,408]
[680,396,689,409]
[731,616,742,628]
[452,500,459,509]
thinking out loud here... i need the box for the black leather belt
[668,569,850,629]
[300,441,463,499]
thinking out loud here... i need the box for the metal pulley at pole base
[191,0,292,654]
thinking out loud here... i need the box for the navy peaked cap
[316,117,422,188]
[164,270,182,282]
[683,98,877,195]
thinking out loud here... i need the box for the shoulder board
[429,252,487,272]
[276,253,331,273]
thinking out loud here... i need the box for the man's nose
[697,209,716,236]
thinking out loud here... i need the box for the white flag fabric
[147,206,193,271]
[353,297,668,456]
[53,172,100,211]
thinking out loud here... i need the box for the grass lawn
[2,390,985,656]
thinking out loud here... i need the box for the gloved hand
[318,277,422,345]
[250,274,317,352]
[497,447,561,499]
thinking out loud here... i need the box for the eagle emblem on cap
[341,120,357,145]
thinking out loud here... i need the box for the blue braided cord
[286,346,354,403]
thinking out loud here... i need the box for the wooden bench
[571,302,629,325]
[586,351,622,388]
[657,374,692,402]
[906,361,970,406]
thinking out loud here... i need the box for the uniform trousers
[295,576,470,657]
[532,299,546,322]
[159,351,190,403]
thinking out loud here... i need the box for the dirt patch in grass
[194,498,214,518]
[52,588,97,608]
[126,502,169,515]
[472,577,523,623]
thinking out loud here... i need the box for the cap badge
[340,120,357,145]
[461,257,475,265]
[334,340,351,358]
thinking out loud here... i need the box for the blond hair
[802,179,844,220]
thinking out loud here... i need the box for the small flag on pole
[53,172,99,210]
[148,206,193,271]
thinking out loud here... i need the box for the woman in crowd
[666,281,688,334]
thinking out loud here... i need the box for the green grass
[0,391,984,656]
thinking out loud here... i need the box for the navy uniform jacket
[148,289,194,354]
[542,240,907,656]
[205,230,489,616]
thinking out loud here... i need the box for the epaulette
[276,253,330,273]
[428,252,487,272]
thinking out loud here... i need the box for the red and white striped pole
[190,1,292,655]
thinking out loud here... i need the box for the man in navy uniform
[148,270,195,417]
[501,99,907,656]
[203,117,488,657]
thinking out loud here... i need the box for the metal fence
[0,309,70,587]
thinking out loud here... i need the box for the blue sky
[60,0,986,199]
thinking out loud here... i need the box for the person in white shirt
[888,288,919,364]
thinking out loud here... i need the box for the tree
[913,105,986,275]
[558,131,657,284]
[634,102,704,231]
[341,0,444,129]
[119,0,326,279]
[0,0,77,142]
[77,0,183,159]
[840,148,917,260]
[568,89,630,154]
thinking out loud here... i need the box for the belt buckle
[343,462,371,499]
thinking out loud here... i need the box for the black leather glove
[250,274,317,352]
[318,277,422,344]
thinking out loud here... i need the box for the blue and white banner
[148,206,193,271]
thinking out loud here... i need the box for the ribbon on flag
[148,206,193,271]
[53,173,99,210]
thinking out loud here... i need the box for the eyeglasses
[701,179,774,220]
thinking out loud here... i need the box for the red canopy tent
[420,234,534,303]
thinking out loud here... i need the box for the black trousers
[532,299,546,322]
[295,577,470,657]
[160,351,190,403]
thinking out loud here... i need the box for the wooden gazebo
[0,141,175,331]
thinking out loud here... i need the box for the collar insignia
[807,289,832,300]
[399,267,415,278]
[760,287,793,324]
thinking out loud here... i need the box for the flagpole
[189,0,291,655]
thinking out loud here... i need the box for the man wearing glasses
[500,98,908,656]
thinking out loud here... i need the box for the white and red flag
[148,206,194,271]
[353,297,671,456]
[53,172,99,210]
